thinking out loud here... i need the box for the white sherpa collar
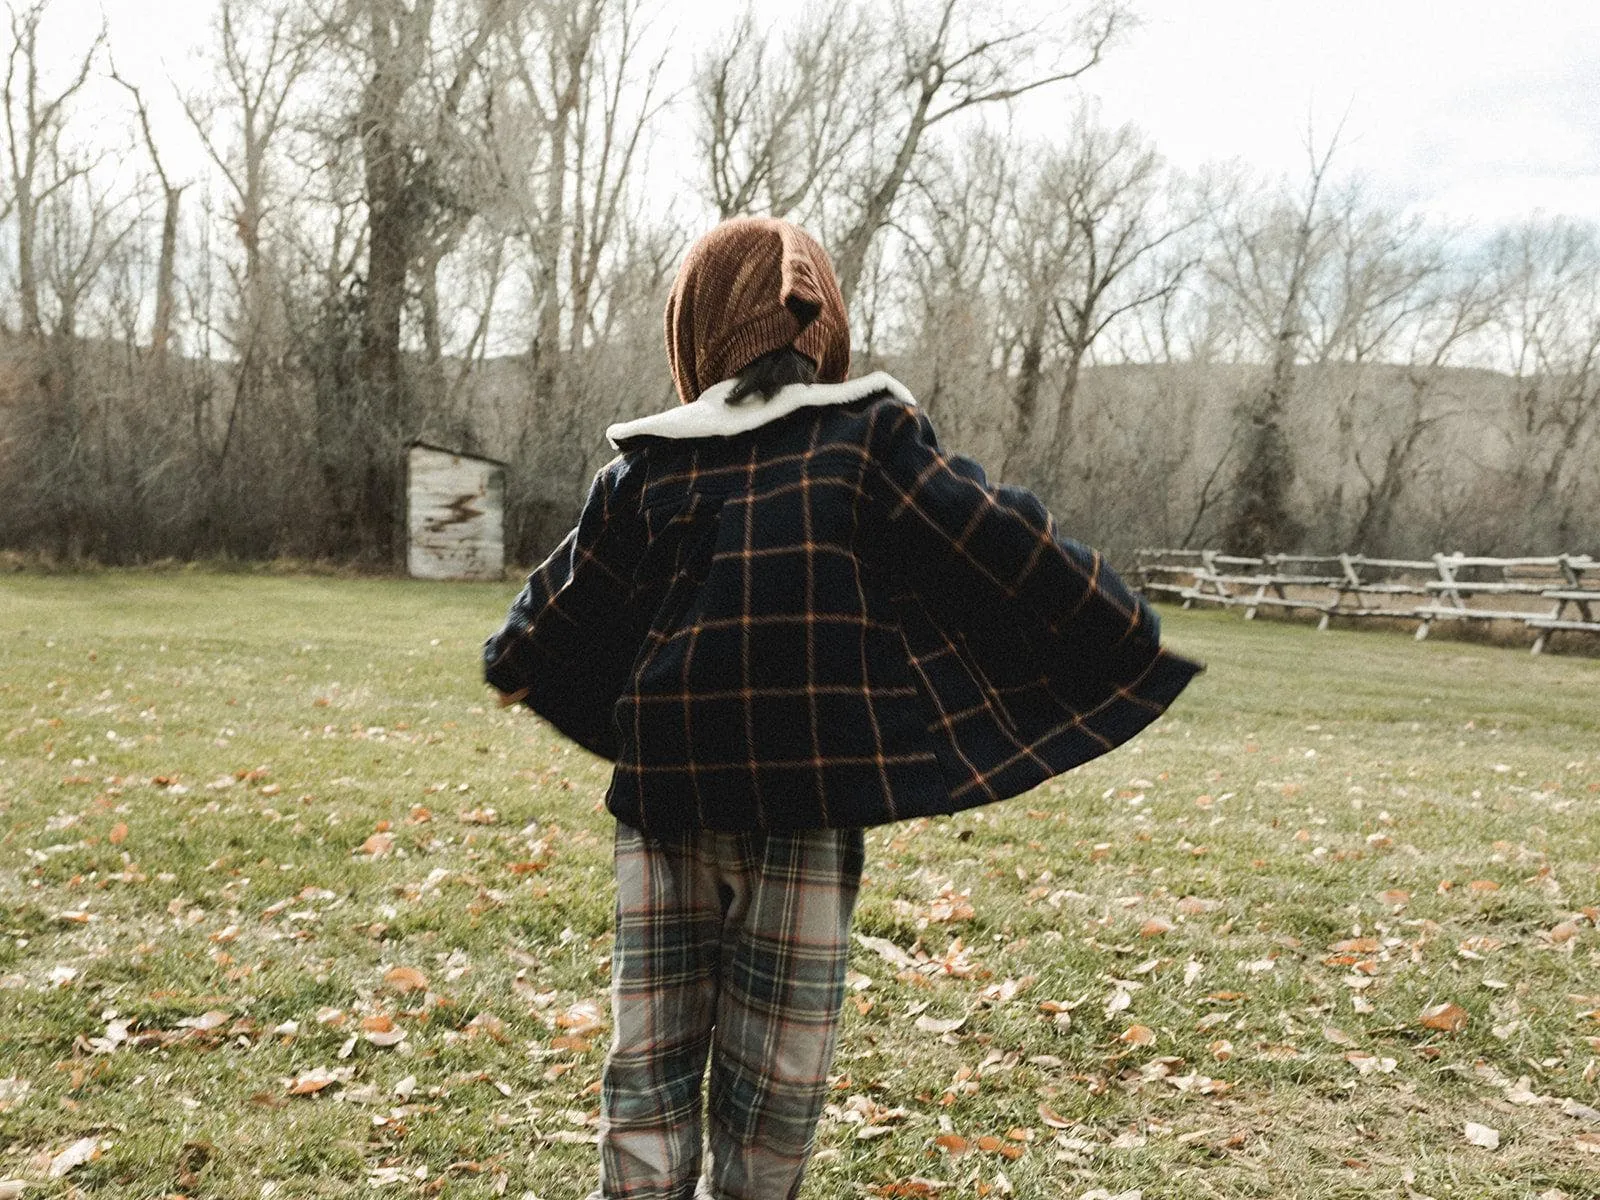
[606,371,916,449]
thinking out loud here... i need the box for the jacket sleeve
[866,400,1163,688]
[482,459,644,759]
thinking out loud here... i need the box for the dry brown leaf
[1419,1002,1470,1033]
[1467,879,1501,893]
[383,966,429,993]
[286,1068,347,1096]
[357,832,394,857]
[556,1000,606,1035]
[467,1012,509,1042]
[933,1133,969,1157]
[1376,889,1410,907]
[1331,937,1380,954]
[1037,1103,1072,1129]
[1548,922,1580,944]
[1138,917,1174,937]
[1118,1024,1156,1047]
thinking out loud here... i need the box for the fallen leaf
[933,1133,969,1157]
[1138,917,1173,938]
[1548,922,1580,944]
[361,1014,406,1047]
[915,1015,966,1035]
[358,832,394,857]
[1118,1024,1156,1047]
[177,1010,231,1032]
[1037,1103,1072,1129]
[556,1000,605,1035]
[855,934,918,970]
[1464,1122,1500,1150]
[1331,937,1380,954]
[47,1136,103,1178]
[1419,1002,1469,1033]
[383,966,428,993]
[467,1012,509,1042]
[1345,1051,1397,1075]
[1103,988,1133,1017]
[1562,1098,1600,1124]
[287,1069,343,1096]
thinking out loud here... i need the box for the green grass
[1,572,1597,1199]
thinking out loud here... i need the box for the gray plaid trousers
[592,822,864,1200]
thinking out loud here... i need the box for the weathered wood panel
[406,444,505,581]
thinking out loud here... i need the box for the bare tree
[1209,124,1344,555]
[692,0,1131,303]
[1488,218,1600,549]
[1347,268,1495,553]
[298,0,524,560]
[110,65,186,369]
[1000,112,1197,477]
[694,1,875,223]
[898,128,1012,427]
[2,0,103,337]
[1296,196,1445,539]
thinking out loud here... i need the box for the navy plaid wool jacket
[484,372,1201,834]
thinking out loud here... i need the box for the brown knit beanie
[665,216,851,405]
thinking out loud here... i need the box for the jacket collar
[606,371,916,449]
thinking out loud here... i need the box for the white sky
[42,0,1600,230]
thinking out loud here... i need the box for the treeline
[0,0,1595,567]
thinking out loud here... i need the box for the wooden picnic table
[1136,548,1600,654]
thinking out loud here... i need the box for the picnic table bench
[1414,554,1600,650]
[1134,548,1600,654]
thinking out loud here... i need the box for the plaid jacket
[484,372,1201,834]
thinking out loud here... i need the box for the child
[485,217,1201,1200]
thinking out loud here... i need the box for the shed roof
[406,439,508,469]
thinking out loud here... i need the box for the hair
[724,347,819,406]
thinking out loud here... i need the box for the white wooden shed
[405,442,506,581]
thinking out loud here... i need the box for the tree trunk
[17,194,42,337]
[151,185,182,368]
[357,24,412,565]
[832,85,935,304]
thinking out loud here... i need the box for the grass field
[1,571,1597,1200]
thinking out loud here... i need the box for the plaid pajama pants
[590,821,865,1200]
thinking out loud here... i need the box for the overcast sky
[56,0,1600,230]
